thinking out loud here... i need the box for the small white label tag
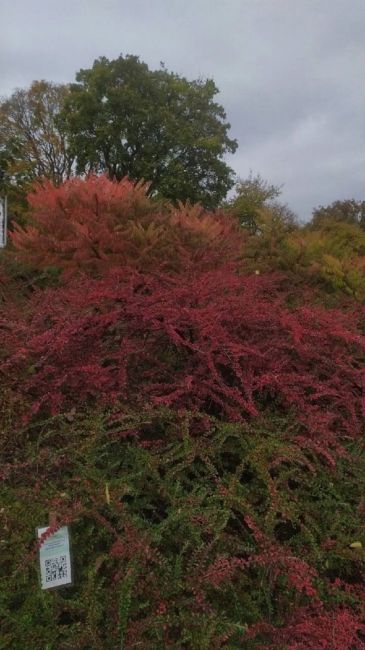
[37,525,72,590]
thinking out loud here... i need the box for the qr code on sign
[45,556,67,582]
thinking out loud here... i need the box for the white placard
[0,196,7,248]
[37,525,72,589]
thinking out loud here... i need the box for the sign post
[0,196,7,248]
[37,525,73,590]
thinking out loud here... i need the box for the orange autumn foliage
[11,175,245,278]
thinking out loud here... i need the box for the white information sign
[0,196,7,248]
[37,525,72,590]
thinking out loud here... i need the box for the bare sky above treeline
[1,0,364,219]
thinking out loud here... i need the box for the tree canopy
[61,55,237,208]
[0,80,73,187]
[310,199,365,230]
[0,80,74,222]
[225,172,296,233]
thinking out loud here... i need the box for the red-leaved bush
[244,606,365,649]
[2,175,365,649]
[3,267,364,457]
[10,175,245,276]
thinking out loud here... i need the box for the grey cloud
[0,0,364,219]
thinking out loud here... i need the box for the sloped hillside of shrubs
[1,176,365,649]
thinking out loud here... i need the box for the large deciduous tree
[62,55,237,208]
[0,80,74,186]
[0,80,74,222]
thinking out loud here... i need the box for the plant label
[37,525,72,590]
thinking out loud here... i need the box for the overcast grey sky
[1,0,364,219]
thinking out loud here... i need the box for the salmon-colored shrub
[10,175,245,277]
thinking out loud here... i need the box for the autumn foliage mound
[3,268,365,455]
[1,176,365,649]
[10,175,245,277]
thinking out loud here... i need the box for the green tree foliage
[0,81,74,223]
[226,173,282,227]
[224,180,365,302]
[225,172,297,233]
[61,55,237,208]
[310,199,365,231]
[224,173,299,275]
